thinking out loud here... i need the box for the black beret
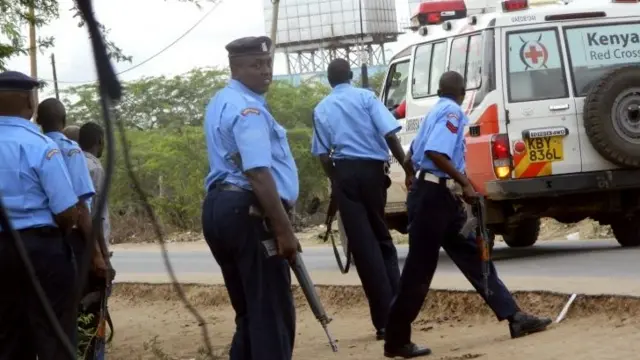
[0,71,42,91]
[226,36,272,58]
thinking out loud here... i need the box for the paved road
[112,238,639,279]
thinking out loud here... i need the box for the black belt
[0,226,61,239]
[211,182,292,214]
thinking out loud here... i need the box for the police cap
[0,71,41,91]
[226,36,272,58]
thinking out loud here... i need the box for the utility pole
[269,0,280,58]
[358,0,369,89]
[28,1,39,113]
[50,53,59,99]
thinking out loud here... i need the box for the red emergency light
[411,0,467,27]
[612,0,639,3]
[501,0,529,11]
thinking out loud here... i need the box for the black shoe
[376,328,386,341]
[509,311,552,339]
[384,343,432,358]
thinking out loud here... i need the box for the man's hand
[276,230,300,264]
[462,183,479,204]
[92,254,114,282]
[402,163,415,191]
[404,174,413,191]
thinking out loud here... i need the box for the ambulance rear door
[501,23,582,179]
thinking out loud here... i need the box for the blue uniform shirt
[411,97,468,178]
[311,83,401,160]
[0,116,79,231]
[203,79,299,202]
[45,131,95,202]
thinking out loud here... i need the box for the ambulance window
[449,36,468,80]
[466,34,483,89]
[448,34,483,89]
[506,28,568,103]
[412,43,433,98]
[430,42,447,96]
[564,22,640,97]
[384,60,410,108]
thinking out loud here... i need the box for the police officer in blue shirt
[36,98,108,276]
[201,36,299,360]
[383,72,551,358]
[0,71,79,359]
[311,58,413,340]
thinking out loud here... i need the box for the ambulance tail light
[501,0,529,11]
[491,134,512,179]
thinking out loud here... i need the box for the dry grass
[113,283,640,322]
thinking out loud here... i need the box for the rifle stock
[472,197,492,299]
[291,253,338,352]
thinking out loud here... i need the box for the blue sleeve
[423,105,463,160]
[36,143,79,215]
[232,107,272,171]
[365,91,401,137]
[311,108,331,156]
[66,147,96,201]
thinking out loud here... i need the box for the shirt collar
[438,97,459,106]
[332,83,351,92]
[44,131,64,140]
[228,79,266,105]
[84,151,99,162]
[0,116,41,132]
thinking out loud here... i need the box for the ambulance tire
[610,216,640,247]
[584,65,640,167]
[501,218,540,248]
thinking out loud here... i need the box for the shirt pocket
[272,124,291,160]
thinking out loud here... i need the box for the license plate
[525,136,563,163]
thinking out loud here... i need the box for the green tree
[61,68,332,241]
[0,0,210,70]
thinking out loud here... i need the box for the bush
[61,68,377,242]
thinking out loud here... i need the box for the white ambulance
[370,0,640,250]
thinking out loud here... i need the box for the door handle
[549,104,570,111]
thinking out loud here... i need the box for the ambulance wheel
[610,216,640,247]
[501,218,540,248]
[584,65,640,167]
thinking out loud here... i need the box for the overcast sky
[5,0,416,98]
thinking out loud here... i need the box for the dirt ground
[107,284,640,360]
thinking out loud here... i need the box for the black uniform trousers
[66,229,104,358]
[385,178,518,348]
[333,159,401,331]
[0,227,76,360]
[202,187,295,360]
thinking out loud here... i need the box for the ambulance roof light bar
[502,0,529,11]
[612,0,639,3]
[411,0,468,28]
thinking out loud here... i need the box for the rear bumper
[485,169,640,201]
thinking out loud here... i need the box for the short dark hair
[438,71,465,98]
[37,98,66,129]
[327,58,352,87]
[79,121,104,151]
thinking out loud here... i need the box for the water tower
[263,0,401,75]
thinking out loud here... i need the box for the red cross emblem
[518,35,549,70]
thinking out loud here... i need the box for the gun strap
[106,308,114,343]
[327,216,351,274]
